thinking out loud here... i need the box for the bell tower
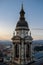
[11,4,33,65]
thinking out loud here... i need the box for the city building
[0,50,3,62]
[11,4,33,65]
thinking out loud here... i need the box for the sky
[0,0,43,40]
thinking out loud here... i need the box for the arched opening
[15,44,19,58]
[26,44,29,58]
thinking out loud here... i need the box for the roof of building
[15,4,29,30]
[16,20,28,28]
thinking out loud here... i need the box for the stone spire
[20,4,25,20]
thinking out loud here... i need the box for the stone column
[20,40,25,65]
[29,42,32,61]
[25,44,26,62]
[14,44,16,58]
[13,44,14,57]
[12,44,15,62]
[30,43,32,61]
[19,44,21,62]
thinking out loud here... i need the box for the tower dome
[16,20,28,28]
[15,4,29,31]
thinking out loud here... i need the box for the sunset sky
[0,0,43,40]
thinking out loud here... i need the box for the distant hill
[0,40,13,50]
[32,40,43,44]
[0,40,12,46]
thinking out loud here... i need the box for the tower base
[10,59,33,65]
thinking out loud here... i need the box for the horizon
[0,0,43,40]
